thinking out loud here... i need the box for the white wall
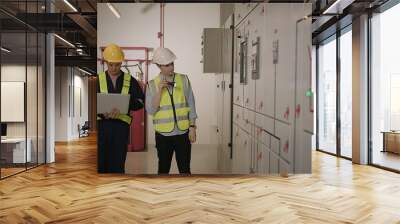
[55,67,68,141]
[55,67,89,141]
[1,65,36,137]
[72,73,89,138]
[97,3,220,146]
[1,64,46,164]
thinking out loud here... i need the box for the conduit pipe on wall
[158,3,165,47]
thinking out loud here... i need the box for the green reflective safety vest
[150,73,190,133]
[97,72,132,125]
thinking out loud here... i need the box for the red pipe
[98,46,153,65]
[97,58,151,65]
[100,46,150,51]
[159,3,164,47]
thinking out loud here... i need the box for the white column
[352,14,369,164]
[46,1,56,163]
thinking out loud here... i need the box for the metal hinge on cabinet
[251,37,260,80]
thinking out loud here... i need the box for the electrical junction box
[201,28,223,73]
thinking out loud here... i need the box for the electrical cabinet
[256,142,270,174]
[219,3,312,175]
[233,23,245,107]
[234,3,258,26]
[256,5,275,117]
[243,109,255,135]
[243,13,256,110]
[232,127,251,174]
[275,121,292,166]
[269,4,296,124]
[294,11,313,173]
[216,74,224,146]
[269,152,279,174]
[232,124,240,173]
[255,113,273,146]
[233,104,243,128]
[279,158,290,176]
[250,136,256,173]
[215,15,234,173]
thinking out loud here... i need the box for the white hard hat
[152,47,177,65]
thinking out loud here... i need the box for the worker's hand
[103,112,110,119]
[189,127,196,143]
[109,108,120,119]
[158,80,170,91]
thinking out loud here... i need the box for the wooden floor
[1,167,26,178]
[372,150,400,171]
[1,135,400,223]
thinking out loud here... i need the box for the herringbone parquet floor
[1,135,400,223]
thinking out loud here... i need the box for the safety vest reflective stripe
[99,72,108,93]
[153,115,189,124]
[98,72,132,124]
[155,106,189,116]
[99,72,131,94]
[97,114,131,124]
[159,103,188,110]
[121,74,131,95]
[151,73,190,133]
[115,114,132,124]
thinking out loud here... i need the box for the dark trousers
[97,120,130,173]
[155,132,191,174]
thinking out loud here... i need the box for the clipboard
[97,93,130,114]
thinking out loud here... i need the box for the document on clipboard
[97,93,130,114]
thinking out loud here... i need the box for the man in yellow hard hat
[97,43,144,173]
[146,47,197,175]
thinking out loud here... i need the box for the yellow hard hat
[103,44,124,63]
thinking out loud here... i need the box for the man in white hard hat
[97,43,144,173]
[145,47,197,175]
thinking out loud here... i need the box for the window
[317,36,337,155]
[340,28,352,158]
[316,25,353,159]
[370,2,400,171]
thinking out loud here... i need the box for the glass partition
[1,29,28,178]
[317,36,337,155]
[0,1,46,179]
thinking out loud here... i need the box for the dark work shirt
[97,70,144,118]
